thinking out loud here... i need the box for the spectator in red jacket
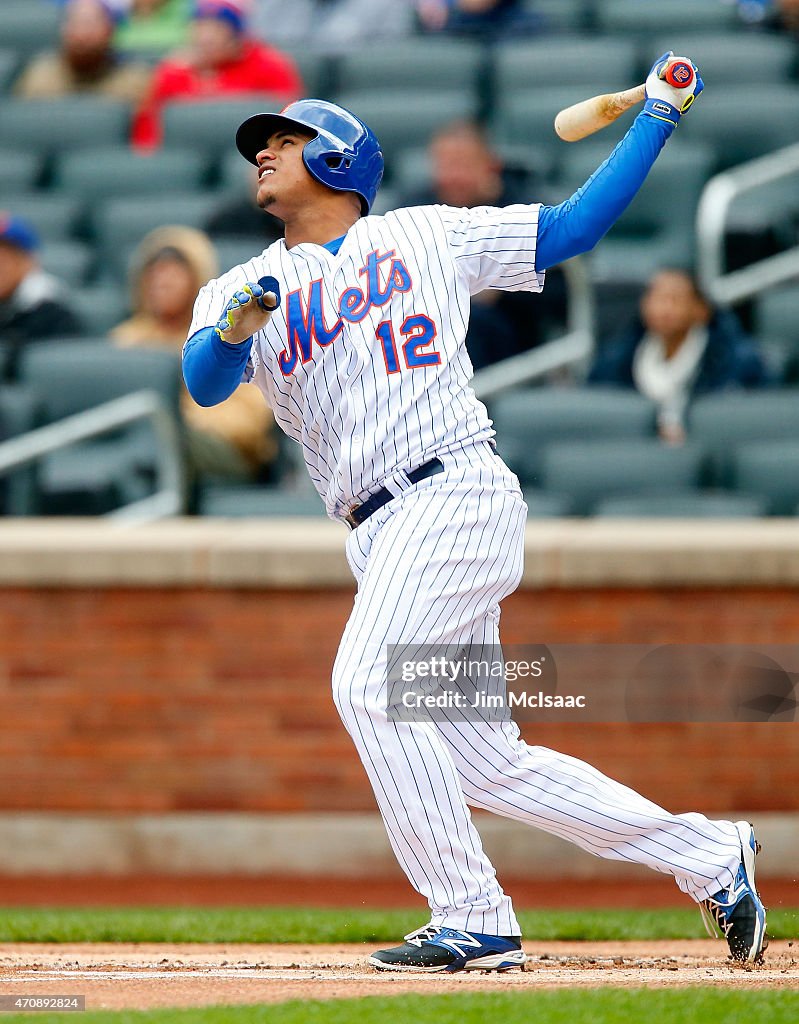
[132,0,303,149]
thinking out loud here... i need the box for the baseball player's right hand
[215,277,281,346]
[643,52,704,128]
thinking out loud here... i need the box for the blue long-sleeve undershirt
[183,327,251,407]
[183,111,673,407]
[535,111,672,271]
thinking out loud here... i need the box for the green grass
[1,991,798,1024]
[0,906,796,944]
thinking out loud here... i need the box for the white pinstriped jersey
[188,203,544,519]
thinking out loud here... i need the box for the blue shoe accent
[700,821,767,963]
[369,924,526,973]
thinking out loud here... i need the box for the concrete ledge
[0,812,793,879]
[0,518,797,588]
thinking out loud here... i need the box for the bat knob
[664,61,694,89]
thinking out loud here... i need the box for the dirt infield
[0,941,795,1010]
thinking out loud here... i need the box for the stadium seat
[0,194,82,242]
[492,87,626,164]
[540,439,704,516]
[281,49,332,99]
[19,340,181,426]
[213,236,265,274]
[17,341,183,515]
[40,239,94,288]
[0,384,39,515]
[391,148,432,198]
[371,186,401,216]
[679,86,799,170]
[161,96,287,160]
[733,440,799,515]
[199,484,327,517]
[520,489,573,517]
[725,178,799,247]
[92,194,220,279]
[0,49,19,93]
[495,38,637,93]
[595,0,738,37]
[218,148,258,192]
[650,33,797,86]
[755,286,799,345]
[593,492,769,519]
[0,150,41,193]
[54,146,208,200]
[688,389,799,485]
[0,5,61,63]
[754,286,799,381]
[489,386,657,486]
[526,0,587,32]
[332,91,477,171]
[0,98,131,157]
[71,286,130,336]
[593,280,643,345]
[335,39,483,96]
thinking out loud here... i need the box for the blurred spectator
[206,165,284,243]
[250,0,412,48]
[416,0,544,37]
[399,120,565,371]
[115,0,192,56]
[111,226,277,481]
[131,0,303,149]
[16,0,151,104]
[588,268,769,444]
[764,0,799,39]
[736,0,772,24]
[736,0,799,32]
[0,213,83,377]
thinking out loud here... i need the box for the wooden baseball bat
[554,84,646,143]
[554,57,695,142]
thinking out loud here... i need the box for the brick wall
[0,585,796,815]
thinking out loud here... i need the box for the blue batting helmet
[236,99,384,215]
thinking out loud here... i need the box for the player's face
[255,130,319,219]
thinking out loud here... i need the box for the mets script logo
[279,249,412,376]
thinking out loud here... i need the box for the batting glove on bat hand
[215,276,281,346]
[643,51,704,128]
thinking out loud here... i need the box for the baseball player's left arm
[183,279,279,408]
[535,52,704,271]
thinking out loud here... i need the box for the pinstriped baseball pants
[332,441,742,936]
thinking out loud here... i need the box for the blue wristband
[643,96,682,128]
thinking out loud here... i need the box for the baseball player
[183,53,767,972]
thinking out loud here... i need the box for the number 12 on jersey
[376,315,440,374]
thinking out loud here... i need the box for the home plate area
[0,942,795,1010]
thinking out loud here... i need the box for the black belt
[345,457,444,529]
